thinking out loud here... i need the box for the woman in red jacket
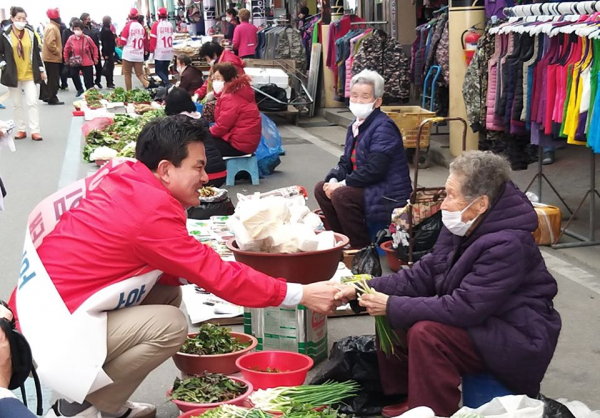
[194,42,245,100]
[63,19,99,96]
[209,62,261,156]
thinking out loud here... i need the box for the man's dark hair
[136,116,208,170]
[214,62,238,82]
[137,15,145,24]
[164,87,196,115]
[102,16,111,27]
[178,54,192,66]
[226,8,237,17]
[199,42,223,60]
[72,19,85,30]
[80,13,90,22]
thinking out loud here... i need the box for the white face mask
[177,66,184,74]
[226,17,232,22]
[74,29,83,37]
[212,80,225,94]
[349,101,375,120]
[208,59,216,67]
[13,21,26,30]
[441,198,482,237]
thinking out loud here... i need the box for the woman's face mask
[441,198,482,236]
[74,29,83,37]
[13,21,27,30]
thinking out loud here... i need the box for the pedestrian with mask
[41,7,64,105]
[100,16,116,89]
[0,6,47,141]
[150,7,173,86]
[176,54,203,95]
[63,19,99,96]
[80,13,102,88]
[118,9,149,91]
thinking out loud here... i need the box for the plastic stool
[225,155,260,186]
[462,373,515,408]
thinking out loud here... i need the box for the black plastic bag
[352,243,382,276]
[310,336,405,416]
[187,198,235,220]
[538,394,576,418]
[395,211,443,263]
[255,84,288,111]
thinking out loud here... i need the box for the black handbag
[255,84,287,112]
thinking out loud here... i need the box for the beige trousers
[9,80,40,134]
[122,59,149,91]
[85,284,187,413]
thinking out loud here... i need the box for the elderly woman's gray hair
[449,151,512,203]
[350,70,385,99]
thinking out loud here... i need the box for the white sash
[15,159,162,402]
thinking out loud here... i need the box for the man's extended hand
[0,305,13,389]
[300,282,340,315]
[359,291,389,316]
[333,284,357,304]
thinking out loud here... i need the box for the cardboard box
[243,305,328,363]
[532,204,562,246]
[342,249,359,270]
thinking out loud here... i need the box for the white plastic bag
[452,395,544,418]
[557,399,600,418]
[237,196,290,240]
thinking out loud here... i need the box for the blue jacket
[325,108,412,223]
[371,182,561,396]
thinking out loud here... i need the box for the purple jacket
[370,182,561,396]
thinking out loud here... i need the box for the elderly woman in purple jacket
[335,151,561,417]
[314,70,412,249]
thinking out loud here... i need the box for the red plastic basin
[226,232,349,284]
[172,332,258,376]
[167,376,253,413]
[380,241,405,272]
[235,350,314,390]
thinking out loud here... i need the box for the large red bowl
[173,332,258,376]
[226,232,349,284]
[236,350,314,390]
[167,376,253,413]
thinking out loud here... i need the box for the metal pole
[590,150,596,241]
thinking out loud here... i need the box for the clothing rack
[351,21,388,26]
[502,2,600,249]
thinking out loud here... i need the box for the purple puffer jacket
[370,182,562,397]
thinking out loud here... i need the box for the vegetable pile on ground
[84,89,104,109]
[193,405,346,418]
[249,381,359,413]
[106,87,153,103]
[82,109,165,161]
[180,323,250,355]
[341,274,403,357]
[170,373,247,404]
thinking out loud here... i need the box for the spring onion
[194,405,274,418]
[249,381,359,413]
[341,274,403,357]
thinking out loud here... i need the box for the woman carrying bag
[0,7,47,141]
[63,19,98,97]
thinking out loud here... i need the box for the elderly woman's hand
[359,290,389,316]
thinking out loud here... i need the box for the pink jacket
[232,22,258,57]
[64,34,99,67]
[486,34,505,131]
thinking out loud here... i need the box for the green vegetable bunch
[106,87,127,103]
[180,323,251,355]
[194,405,346,418]
[106,87,153,103]
[84,89,104,109]
[170,373,248,404]
[341,275,403,357]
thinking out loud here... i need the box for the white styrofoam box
[265,68,289,87]
[246,67,290,89]
[246,67,270,85]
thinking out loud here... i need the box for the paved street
[1,77,599,417]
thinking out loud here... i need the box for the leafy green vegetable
[194,405,273,418]
[181,323,251,355]
[84,89,104,109]
[170,373,247,404]
[107,87,127,103]
[127,88,153,103]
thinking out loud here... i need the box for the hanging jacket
[275,27,306,70]
[486,34,505,131]
[352,31,410,103]
[0,25,45,88]
[435,21,450,86]
[195,50,245,99]
[210,75,261,154]
[324,108,412,224]
[370,181,561,397]
[425,13,448,77]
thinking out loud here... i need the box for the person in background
[61,18,78,92]
[232,8,258,59]
[194,41,245,100]
[41,7,64,105]
[100,16,116,89]
[63,19,99,96]
[150,7,173,86]
[314,70,412,249]
[164,87,227,187]
[224,8,239,42]
[118,8,149,91]
[297,6,310,29]
[0,6,46,141]
[210,62,261,156]
[177,54,204,96]
[80,13,102,88]
[137,15,151,62]
[58,18,69,90]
